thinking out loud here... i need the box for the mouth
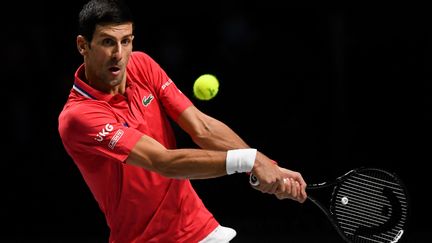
[108,66,121,76]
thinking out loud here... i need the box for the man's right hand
[274,167,307,203]
[250,152,307,203]
[250,152,287,194]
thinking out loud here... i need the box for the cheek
[90,50,110,65]
[123,48,133,57]
[122,50,132,62]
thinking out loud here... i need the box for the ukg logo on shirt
[95,123,114,142]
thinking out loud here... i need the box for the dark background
[2,2,429,242]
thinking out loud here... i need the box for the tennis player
[58,0,307,242]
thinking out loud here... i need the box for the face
[77,23,134,93]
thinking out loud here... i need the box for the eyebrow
[98,33,134,40]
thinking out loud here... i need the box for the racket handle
[249,174,260,186]
[249,174,289,187]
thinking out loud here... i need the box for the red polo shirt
[58,51,218,242]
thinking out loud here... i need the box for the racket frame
[249,167,410,243]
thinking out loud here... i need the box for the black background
[2,2,429,242]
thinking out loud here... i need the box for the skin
[76,22,307,203]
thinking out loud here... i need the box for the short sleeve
[58,101,143,163]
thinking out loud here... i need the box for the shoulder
[129,51,153,64]
[58,100,119,145]
[59,100,114,131]
[128,51,162,70]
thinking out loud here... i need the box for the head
[77,0,134,93]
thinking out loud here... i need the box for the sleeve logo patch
[108,129,124,149]
[161,79,173,90]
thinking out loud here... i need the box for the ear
[76,35,88,55]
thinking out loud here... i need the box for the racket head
[309,167,410,243]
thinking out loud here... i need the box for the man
[58,0,307,242]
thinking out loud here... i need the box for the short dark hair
[78,0,134,42]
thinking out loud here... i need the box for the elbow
[191,121,214,143]
[153,163,175,178]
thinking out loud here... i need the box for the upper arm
[176,104,249,151]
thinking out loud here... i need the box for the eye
[121,38,132,46]
[102,38,115,46]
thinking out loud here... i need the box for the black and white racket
[249,167,410,243]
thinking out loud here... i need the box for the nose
[112,43,123,60]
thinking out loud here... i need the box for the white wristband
[226,148,257,175]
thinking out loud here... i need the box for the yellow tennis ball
[193,74,219,100]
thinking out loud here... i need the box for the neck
[82,66,126,95]
[88,79,126,95]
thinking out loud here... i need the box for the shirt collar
[73,63,129,102]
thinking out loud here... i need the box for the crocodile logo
[142,94,154,106]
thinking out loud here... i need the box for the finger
[291,172,307,189]
[295,180,303,202]
[269,178,281,194]
[290,178,298,198]
[277,178,288,194]
[296,181,307,203]
[284,177,292,195]
[259,179,277,194]
[275,192,284,200]
[297,182,308,203]
[301,185,308,202]
[258,183,271,194]
[281,178,289,192]
[299,179,307,202]
[298,175,307,189]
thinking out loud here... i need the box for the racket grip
[249,173,289,187]
[249,160,278,187]
[249,174,260,186]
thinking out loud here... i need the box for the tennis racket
[249,167,410,243]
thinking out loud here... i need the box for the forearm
[156,149,228,179]
[126,135,227,179]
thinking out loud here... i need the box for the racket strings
[337,185,407,222]
[330,170,408,243]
